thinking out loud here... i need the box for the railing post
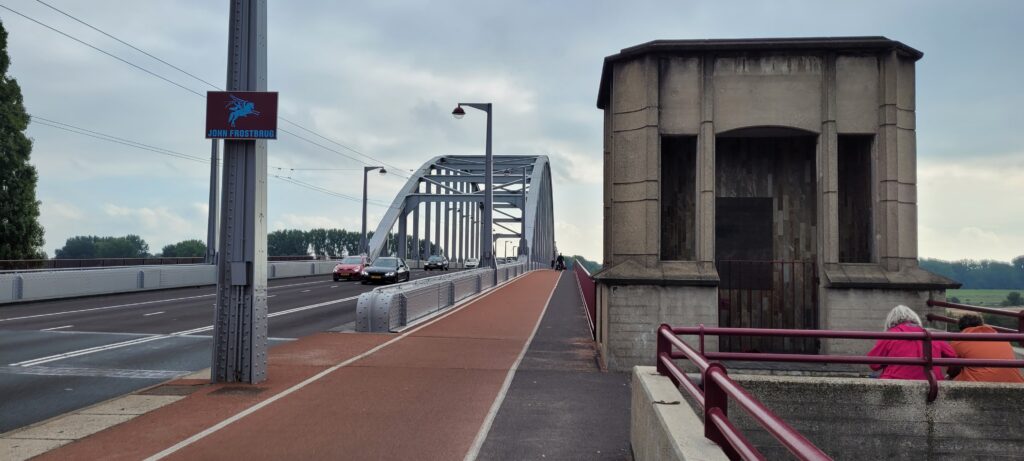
[703,363,740,460]
[656,324,671,375]
[922,329,938,403]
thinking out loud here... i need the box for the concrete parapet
[727,374,1024,460]
[631,366,728,461]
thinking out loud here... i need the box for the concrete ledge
[632,366,728,461]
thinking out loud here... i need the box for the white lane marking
[463,272,559,461]
[145,271,540,461]
[330,285,338,288]
[9,295,361,367]
[41,325,73,331]
[267,295,277,298]
[0,294,214,323]
[0,365,189,379]
[0,278,330,323]
[144,311,165,316]
[300,289,310,293]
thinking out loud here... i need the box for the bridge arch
[365,155,555,268]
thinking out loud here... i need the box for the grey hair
[884,305,922,329]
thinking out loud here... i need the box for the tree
[1003,292,1023,307]
[54,235,150,259]
[54,236,99,259]
[161,239,206,257]
[0,20,45,259]
[95,235,149,258]
[268,229,309,256]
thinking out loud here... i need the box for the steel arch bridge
[365,154,555,267]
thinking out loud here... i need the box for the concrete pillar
[695,54,716,263]
[819,53,839,265]
[877,50,900,271]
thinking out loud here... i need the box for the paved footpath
[32,270,562,460]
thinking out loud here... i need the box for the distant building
[594,37,958,370]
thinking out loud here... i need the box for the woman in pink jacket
[867,305,957,380]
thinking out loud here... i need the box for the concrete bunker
[594,37,959,370]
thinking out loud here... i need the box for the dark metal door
[717,260,819,353]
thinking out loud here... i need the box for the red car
[333,256,367,281]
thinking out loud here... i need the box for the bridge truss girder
[365,155,554,267]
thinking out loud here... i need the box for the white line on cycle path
[0,279,332,323]
[9,295,360,367]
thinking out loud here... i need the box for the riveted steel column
[397,205,408,259]
[206,140,219,264]
[423,173,432,259]
[212,0,268,384]
[412,202,419,265]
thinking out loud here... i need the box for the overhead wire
[15,1,411,178]
[29,116,395,207]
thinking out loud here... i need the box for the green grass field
[946,289,1021,307]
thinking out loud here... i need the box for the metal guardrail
[0,255,318,273]
[0,261,340,304]
[572,259,596,338]
[657,325,831,461]
[356,259,540,332]
[927,299,1024,332]
[668,325,1024,403]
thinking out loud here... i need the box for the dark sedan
[360,257,411,284]
[424,255,449,271]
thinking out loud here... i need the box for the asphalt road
[0,269,457,433]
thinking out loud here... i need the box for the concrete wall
[632,366,728,461]
[822,287,946,355]
[633,366,1024,461]
[728,374,1024,460]
[0,261,339,304]
[604,284,718,371]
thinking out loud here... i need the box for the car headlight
[361,271,369,276]
[386,271,395,276]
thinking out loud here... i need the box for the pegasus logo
[226,94,260,127]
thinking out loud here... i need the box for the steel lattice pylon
[365,155,555,268]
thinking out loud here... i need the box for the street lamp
[452,102,494,269]
[505,240,511,258]
[361,166,386,255]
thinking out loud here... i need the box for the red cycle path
[40,270,560,461]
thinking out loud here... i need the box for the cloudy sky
[4,0,1022,262]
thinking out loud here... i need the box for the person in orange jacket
[948,314,1024,383]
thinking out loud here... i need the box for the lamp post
[361,166,386,255]
[505,240,511,259]
[452,102,495,269]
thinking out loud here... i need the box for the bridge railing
[926,299,1024,333]
[356,260,534,332]
[667,325,1024,403]
[572,259,596,338]
[657,324,831,461]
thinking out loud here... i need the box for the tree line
[919,256,1024,289]
[48,229,444,260]
[52,235,206,259]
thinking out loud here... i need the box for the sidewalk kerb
[145,270,552,461]
[462,271,562,461]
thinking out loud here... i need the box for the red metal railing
[926,299,1024,333]
[572,259,597,339]
[671,325,1024,403]
[657,325,831,461]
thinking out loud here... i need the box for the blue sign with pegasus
[206,91,278,140]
